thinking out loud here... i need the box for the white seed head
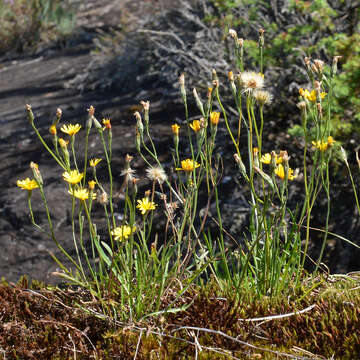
[146,166,167,184]
[240,71,264,93]
[253,90,272,106]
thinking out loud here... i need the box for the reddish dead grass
[0,275,360,359]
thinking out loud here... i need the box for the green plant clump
[12,23,360,359]
[209,0,360,140]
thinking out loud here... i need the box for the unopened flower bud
[193,88,204,115]
[228,71,234,82]
[26,104,34,124]
[56,108,62,121]
[317,103,323,118]
[332,56,342,76]
[134,111,144,135]
[179,73,186,101]
[30,162,43,185]
[258,28,265,47]
[88,105,95,117]
[140,100,150,126]
[49,124,57,135]
[238,38,244,48]
[234,154,248,180]
[253,166,274,189]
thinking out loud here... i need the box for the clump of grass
[13,23,360,358]
[0,0,76,55]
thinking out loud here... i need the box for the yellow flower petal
[17,178,39,191]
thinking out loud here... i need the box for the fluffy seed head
[253,90,272,106]
[146,166,167,184]
[240,71,264,92]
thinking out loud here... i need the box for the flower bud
[30,162,43,185]
[26,104,34,124]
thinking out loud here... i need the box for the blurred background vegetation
[0,0,76,55]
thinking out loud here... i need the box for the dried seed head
[56,108,62,119]
[229,29,238,39]
[297,101,307,111]
[253,90,272,106]
[313,59,324,73]
[314,80,321,91]
[98,191,109,205]
[140,100,150,112]
[238,38,244,48]
[88,105,95,117]
[146,166,167,184]
[240,71,264,93]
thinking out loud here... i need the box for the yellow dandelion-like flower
[102,118,111,130]
[136,197,157,215]
[89,158,102,167]
[171,124,180,136]
[275,164,296,181]
[111,225,136,241]
[190,120,201,132]
[327,136,336,147]
[260,153,283,165]
[17,178,39,191]
[210,112,220,126]
[60,123,81,136]
[299,88,327,103]
[176,159,201,172]
[312,140,328,152]
[62,170,83,184]
[68,188,96,201]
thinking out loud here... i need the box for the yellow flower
[137,197,157,215]
[17,178,39,191]
[312,140,328,152]
[58,138,69,148]
[299,88,327,103]
[275,164,296,181]
[88,180,96,190]
[49,124,57,135]
[102,118,111,130]
[189,120,201,132]
[210,112,220,126]
[89,158,102,167]
[68,188,96,201]
[327,136,336,147]
[260,153,283,164]
[171,124,180,136]
[176,159,201,172]
[111,225,135,241]
[60,123,81,136]
[62,170,83,184]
